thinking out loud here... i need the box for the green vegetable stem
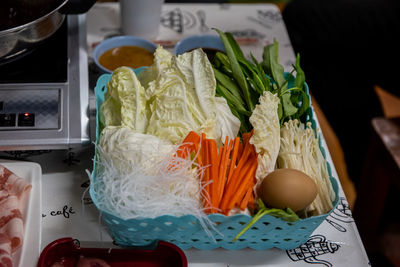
[214,29,255,114]
[233,199,299,242]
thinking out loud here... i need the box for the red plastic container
[37,237,188,267]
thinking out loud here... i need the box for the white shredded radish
[277,119,336,216]
[90,138,219,240]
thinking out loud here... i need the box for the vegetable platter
[90,30,339,250]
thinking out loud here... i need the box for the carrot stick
[237,142,244,163]
[223,139,233,180]
[196,133,206,165]
[217,137,228,184]
[247,193,256,210]
[219,161,251,212]
[242,131,252,146]
[177,131,200,158]
[209,139,219,211]
[226,160,257,211]
[216,138,232,207]
[220,142,257,214]
[206,139,212,206]
[214,141,225,210]
[224,141,253,194]
[226,137,240,185]
[197,133,257,215]
[201,135,207,182]
[239,186,254,210]
[201,133,206,142]
[236,130,254,162]
[217,143,225,179]
[184,131,201,144]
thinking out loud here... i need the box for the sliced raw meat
[0,165,32,198]
[0,195,24,251]
[0,234,12,267]
[0,164,32,267]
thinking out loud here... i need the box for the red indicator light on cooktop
[18,113,35,127]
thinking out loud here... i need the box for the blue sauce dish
[174,34,225,63]
[93,35,157,73]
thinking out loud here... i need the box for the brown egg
[259,168,318,212]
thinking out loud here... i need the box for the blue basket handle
[94,74,112,104]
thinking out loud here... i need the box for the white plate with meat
[0,161,42,267]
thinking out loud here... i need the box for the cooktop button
[0,113,16,127]
[18,113,35,127]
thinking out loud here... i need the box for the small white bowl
[93,35,157,73]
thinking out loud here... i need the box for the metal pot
[0,0,96,63]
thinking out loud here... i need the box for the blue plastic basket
[90,70,339,250]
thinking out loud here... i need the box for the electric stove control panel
[0,89,59,129]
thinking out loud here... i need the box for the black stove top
[0,20,68,84]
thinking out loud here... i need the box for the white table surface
[4,3,370,267]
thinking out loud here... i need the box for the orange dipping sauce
[98,46,154,71]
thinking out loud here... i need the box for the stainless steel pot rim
[0,0,68,36]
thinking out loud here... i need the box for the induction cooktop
[0,15,90,151]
